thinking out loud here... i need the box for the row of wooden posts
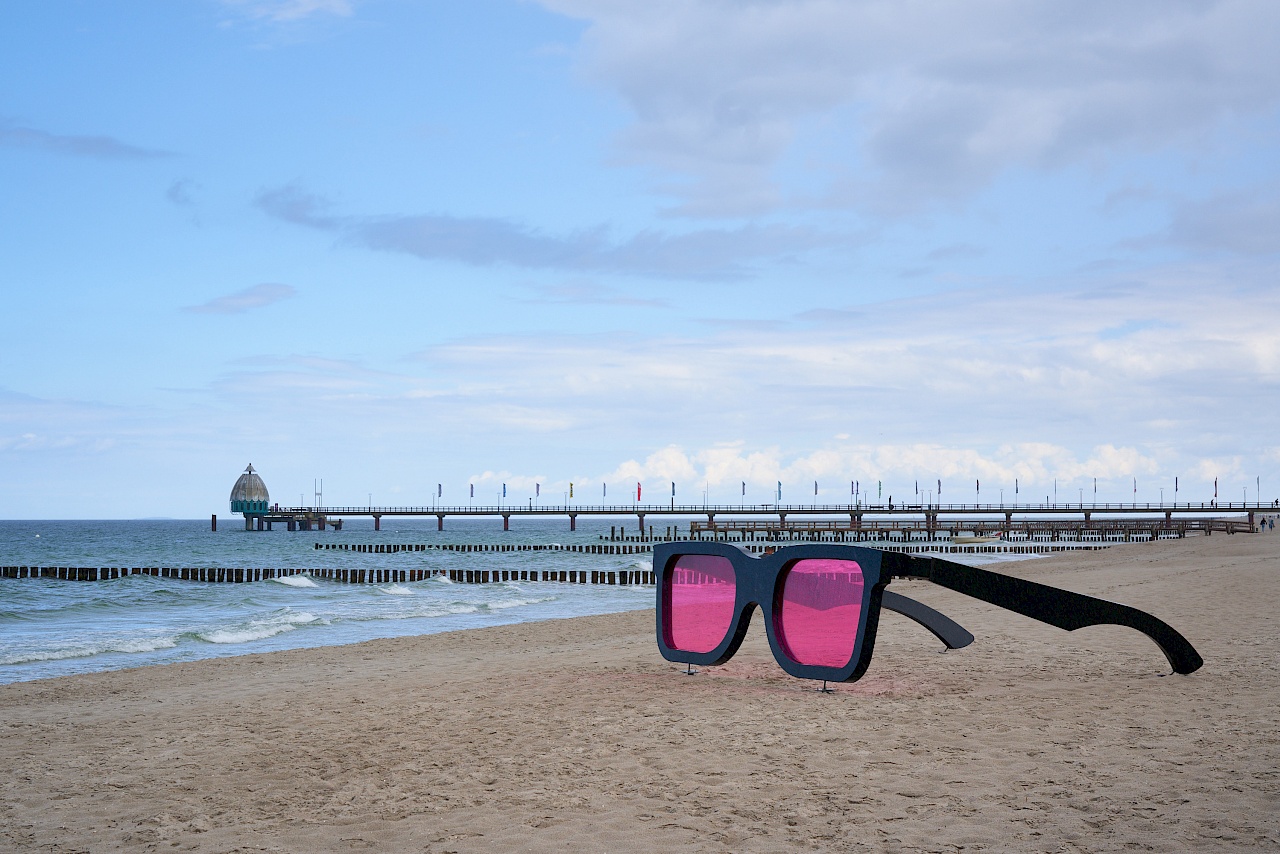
[316,542,652,555]
[0,535,1131,587]
[317,540,1115,556]
[0,565,655,585]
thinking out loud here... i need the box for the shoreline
[2,535,1277,851]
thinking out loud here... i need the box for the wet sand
[1,534,1277,852]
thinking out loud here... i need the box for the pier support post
[437,514,444,531]
[211,514,217,532]
[569,514,577,531]
[706,512,715,529]
[503,514,510,531]
[244,516,252,531]
[374,515,381,532]
[637,513,646,533]
[778,512,787,528]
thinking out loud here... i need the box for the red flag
[637,482,642,501]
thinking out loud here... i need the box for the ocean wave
[380,584,415,596]
[196,611,320,645]
[484,596,556,611]
[0,634,179,666]
[270,575,318,588]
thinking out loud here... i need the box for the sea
[0,516,1040,685]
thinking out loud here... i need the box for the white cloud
[222,0,352,22]
[185,283,297,315]
[0,120,172,160]
[255,182,837,280]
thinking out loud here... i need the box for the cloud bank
[542,0,1280,216]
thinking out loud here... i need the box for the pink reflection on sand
[777,559,864,668]
[666,555,736,653]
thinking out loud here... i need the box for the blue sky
[2,0,1278,518]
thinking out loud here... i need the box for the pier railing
[275,500,1273,515]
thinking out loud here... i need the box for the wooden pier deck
[227,499,1272,534]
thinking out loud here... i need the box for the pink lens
[664,555,737,653]
[776,559,864,668]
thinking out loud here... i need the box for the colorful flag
[671,481,675,497]
[437,483,441,498]
[470,483,474,498]
[742,481,746,496]
[536,483,540,497]
[1214,477,1217,498]
[637,482,641,501]
[777,481,782,500]
[976,479,980,495]
[569,483,574,499]
[814,480,818,496]
[502,483,506,498]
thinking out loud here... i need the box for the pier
[226,500,1272,536]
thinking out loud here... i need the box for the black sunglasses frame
[653,542,1203,684]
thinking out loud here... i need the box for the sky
[1,0,1278,518]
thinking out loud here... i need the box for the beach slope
[2,535,1277,852]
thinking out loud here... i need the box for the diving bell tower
[229,464,270,530]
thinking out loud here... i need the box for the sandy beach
[1,535,1276,852]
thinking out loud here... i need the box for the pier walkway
[230,500,1272,535]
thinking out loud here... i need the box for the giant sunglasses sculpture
[654,542,1202,685]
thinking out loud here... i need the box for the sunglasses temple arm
[881,590,974,650]
[889,555,1203,675]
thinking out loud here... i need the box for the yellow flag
[569,482,574,498]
